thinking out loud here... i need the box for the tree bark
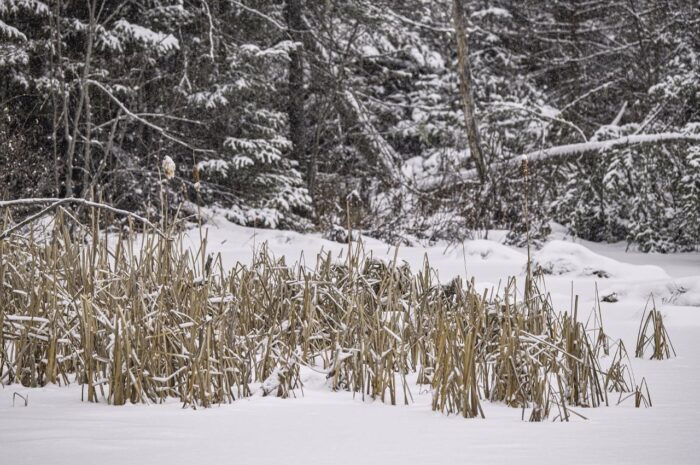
[285,0,311,194]
[64,0,96,198]
[451,0,487,183]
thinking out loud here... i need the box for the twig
[13,392,28,407]
[85,79,214,154]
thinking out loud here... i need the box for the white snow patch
[533,240,669,280]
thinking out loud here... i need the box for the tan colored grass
[0,208,662,421]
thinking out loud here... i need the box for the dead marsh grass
[0,210,669,421]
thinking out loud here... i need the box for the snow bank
[600,276,700,307]
[190,214,699,307]
[533,240,669,280]
[457,239,524,261]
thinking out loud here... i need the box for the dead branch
[0,198,166,239]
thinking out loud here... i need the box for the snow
[0,19,27,41]
[472,8,513,20]
[112,20,179,54]
[579,239,700,279]
[534,240,668,279]
[197,158,229,176]
[2,216,700,464]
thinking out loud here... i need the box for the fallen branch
[419,131,700,189]
[521,132,700,163]
[0,198,166,239]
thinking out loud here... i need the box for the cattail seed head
[193,163,201,191]
[162,156,176,180]
[520,154,529,178]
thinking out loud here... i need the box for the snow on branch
[419,132,700,189]
[112,20,179,54]
[0,19,27,41]
[522,132,700,163]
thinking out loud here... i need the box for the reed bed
[0,210,656,420]
[635,298,676,360]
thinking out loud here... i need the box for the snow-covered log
[419,132,700,190]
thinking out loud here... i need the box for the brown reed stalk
[0,205,652,422]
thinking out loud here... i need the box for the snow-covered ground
[2,217,699,465]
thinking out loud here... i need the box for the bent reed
[0,209,652,421]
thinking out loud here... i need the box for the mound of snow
[533,240,669,280]
[459,239,525,261]
[190,212,699,307]
[600,276,700,307]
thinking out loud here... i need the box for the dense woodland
[1,0,699,251]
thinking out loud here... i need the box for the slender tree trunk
[64,0,96,198]
[285,0,311,194]
[452,0,487,183]
[81,84,92,199]
[627,0,653,87]
[49,2,61,196]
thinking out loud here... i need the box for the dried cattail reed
[635,298,676,360]
[0,206,652,423]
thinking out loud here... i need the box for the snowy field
[2,217,700,465]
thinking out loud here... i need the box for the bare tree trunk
[285,0,310,194]
[49,1,61,196]
[81,61,93,200]
[452,0,487,183]
[64,0,96,198]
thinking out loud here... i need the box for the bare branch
[0,198,166,239]
[230,0,286,31]
[490,102,588,142]
[85,79,214,154]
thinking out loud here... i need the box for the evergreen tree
[1,0,699,250]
